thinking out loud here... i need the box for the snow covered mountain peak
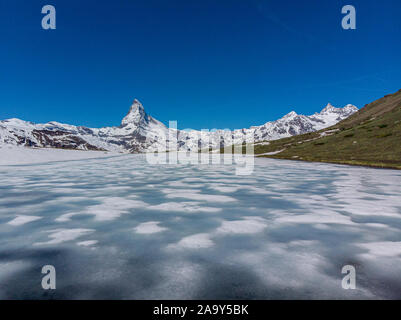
[282,111,298,119]
[0,99,358,153]
[121,99,147,126]
[320,103,358,115]
[343,104,359,113]
[320,103,336,114]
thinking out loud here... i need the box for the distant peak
[320,103,337,113]
[121,99,147,126]
[283,111,298,118]
[130,99,144,111]
[132,98,141,105]
[1,118,34,127]
[344,104,358,110]
[320,103,358,115]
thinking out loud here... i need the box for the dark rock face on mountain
[0,100,358,153]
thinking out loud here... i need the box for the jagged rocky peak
[320,103,358,115]
[282,111,298,119]
[343,104,359,112]
[320,103,336,113]
[121,99,147,126]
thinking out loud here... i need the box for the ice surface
[168,233,214,249]
[216,217,268,234]
[0,154,401,299]
[0,145,120,165]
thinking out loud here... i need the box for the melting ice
[0,154,401,299]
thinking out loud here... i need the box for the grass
[222,88,401,170]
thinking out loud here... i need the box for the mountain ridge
[253,89,401,169]
[0,100,358,153]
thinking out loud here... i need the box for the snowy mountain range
[0,100,358,153]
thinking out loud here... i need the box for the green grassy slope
[253,89,401,169]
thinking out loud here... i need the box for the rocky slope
[0,100,358,153]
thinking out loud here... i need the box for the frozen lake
[1,154,401,299]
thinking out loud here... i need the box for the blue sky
[1,0,400,129]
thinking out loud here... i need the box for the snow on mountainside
[0,100,358,153]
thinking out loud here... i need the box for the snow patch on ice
[134,221,167,234]
[7,215,42,226]
[357,242,401,258]
[35,228,94,245]
[216,217,268,234]
[77,240,98,247]
[168,233,214,249]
